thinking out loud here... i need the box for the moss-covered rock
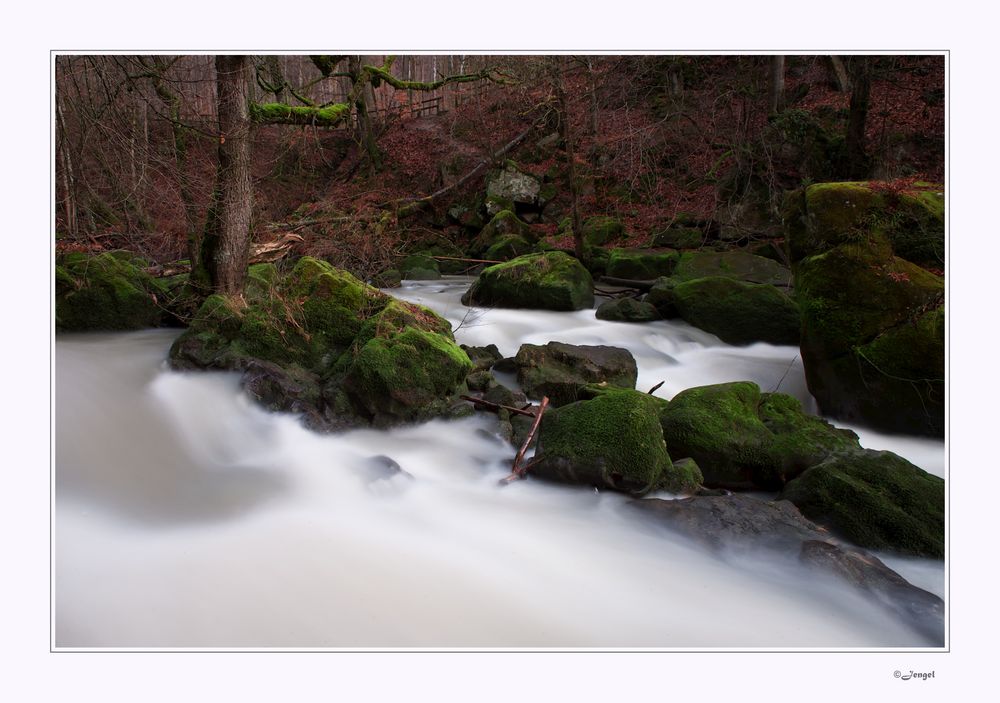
[795,243,944,436]
[778,449,944,557]
[660,381,861,490]
[461,251,594,311]
[582,215,625,246]
[400,254,441,281]
[170,257,470,429]
[514,342,638,406]
[783,181,944,269]
[670,276,801,346]
[605,248,680,280]
[483,234,534,261]
[56,251,165,331]
[468,210,535,258]
[671,250,793,287]
[595,297,662,323]
[644,277,680,317]
[535,387,701,496]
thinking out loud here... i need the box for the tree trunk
[264,55,287,102]
[55,93,78,238]
[348,56,382,174]
[827,56,851,92]
[201,55,254,296]
[768,55,786,114]
[845,56,872,179]
[553,59,584,260]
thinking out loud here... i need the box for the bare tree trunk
[827,55,851,92]
[553,58,584,260]
[768,55,786,114]
[586,57,600,136]
[348,56,382,174]
[201,55,254,296]
[55,93,78,238]
[264,55,287,102]
[845,56,872,179]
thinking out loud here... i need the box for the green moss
[56,251,164,332]
[483,235,534,261]
[595,297,661,323]
[660,381,860,489]
[651,227,704,249]
[779,449,944,557]
[462,251,595,311]
[536,388,700,496]
[582,216,625,246]
[606,248,680,279]
[672,251,792,286]
[250,102,350,127]
[468,210,534,258]
[670,276,801,346]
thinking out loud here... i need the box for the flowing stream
[54,278,945,648]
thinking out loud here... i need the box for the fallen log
[431,255,503,265]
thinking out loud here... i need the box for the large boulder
[605,248,680,280]
[659,381,861,490]
[671,250,793,287]
[582,215,625,246]
[651,227,704,249]
[514,342,638,406]
[778,449,945,558]
[794,242,944,436]
[782,181,944,270]
[783,182,946,436]
[170,257,472,428]
[630,494,943,645]
[56,251,165,331]
[668,276,801,346]
[399,254,441,281]
[485,162,541,215]
[534,387,702,496]
[461,251,594,311]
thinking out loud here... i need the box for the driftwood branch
[431,255,503,265]
[460,395,536,417]
[647,381,665,395]
[499,396,550,485]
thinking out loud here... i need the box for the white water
[54,279,945,649]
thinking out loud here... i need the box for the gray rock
[514,341,638,406]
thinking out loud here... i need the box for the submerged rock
[534,387,701,496]
[461,251,594,311]
[659,381,861,490]
[513,341,638,406]
[778,449,945,558]
[629,494,943,645]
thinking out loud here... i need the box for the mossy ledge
[169,256,472,429]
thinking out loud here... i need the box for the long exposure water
[54,278,945,648]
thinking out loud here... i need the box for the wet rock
[461,344,504,372]
[364,455,413,482]
[461,251,594,311]
[514,341,638,406]
[595,297,662,323]
[659,381,861,490]
[535,387,701,496]
[779,449,944,558]
[630,494,943,645]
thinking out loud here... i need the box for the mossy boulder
[782,181,944,269]
[56,251,165,331]
[671,250,793,287]
[534,387,701,496]
[514,341,638,406]
[483,234,534,261]
[669,276,801,346]
[595,297,662,323]
[778,449,945,557]
[606,248,680,280]
[659,381,861,490]
[399,254,441,281]
[795,243,944,436]
[170,257,471,428]
[582,215,625,246]
[461,251,594,311]
[468,210,536,258]
[651,227,704,249]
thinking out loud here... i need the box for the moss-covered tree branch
[362,62,493,91]
[249,102,350,126]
